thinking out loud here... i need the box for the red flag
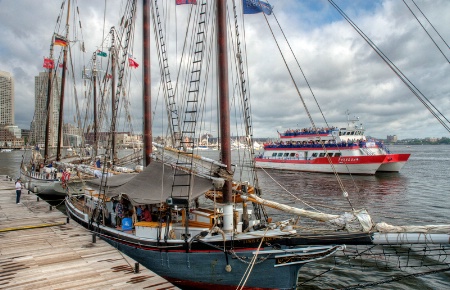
[176,0,197,4]
[43,58,54,69]
[106,74,113,79]
[59,63,64,68]
[61,171,70,182]
[128,58,139,68]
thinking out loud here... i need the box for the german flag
[54,35,68,47]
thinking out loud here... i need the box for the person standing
[115,199,124,227]
[15,179,22,204]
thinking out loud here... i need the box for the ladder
[232,1,268,221]
[171,1,208,202]
[152,0,181,148]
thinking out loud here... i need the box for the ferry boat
[255,116,410,175]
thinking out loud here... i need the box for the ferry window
[319,153,325,157]
[272,153,277,157]
[334,153,341,157]
[326,153,332,157]
[284,153,289,157]
[351,132,354,135]
[312,153,318,157]
[347,132,351,135]
[289,153,296,157]
[277,153,283,157]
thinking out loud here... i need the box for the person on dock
[15,178,22,204]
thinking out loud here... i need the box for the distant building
[30,72,61,146]
[0,71,14,126]
[426,137,438,143]
[84,131,132,148]
[63,123,83,147]
[0,71,24,148]
[0,126,24,148]
[387,135,398,143]
[21,129,31,144]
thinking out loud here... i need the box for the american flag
[61,171,70,182]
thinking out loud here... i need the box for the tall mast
[110,29,117,164]
[216,0,233,233]
[44,44,54,163]
[143,0,152,166]
[93,54,98,158]
[56,0,71,161]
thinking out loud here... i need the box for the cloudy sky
[1,0,449,140]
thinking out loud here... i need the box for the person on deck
[15,178,22,204]
[136,205,143,222]
[115,199,124,227]
[141,206,152,222]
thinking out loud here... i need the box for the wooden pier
[0,175,179,289]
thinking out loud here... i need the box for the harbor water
[1,145,449,289]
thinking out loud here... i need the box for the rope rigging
[328,0,450,134]
[258,3,356,210]
[403,0,450,64]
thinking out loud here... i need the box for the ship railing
[263,143,359,149]
[280,128,337,137]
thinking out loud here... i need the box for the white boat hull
[377,154,410,172]
[255,154,386,175]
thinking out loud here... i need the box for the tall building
[0,71,14,126]
[387,135,398,143]
[30,72,61,147]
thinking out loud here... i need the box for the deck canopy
[96,160,214,206]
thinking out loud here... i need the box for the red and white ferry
[255,118,410,175]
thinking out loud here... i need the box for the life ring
[295,153,299,158]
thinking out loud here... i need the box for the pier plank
[0,176,179,289]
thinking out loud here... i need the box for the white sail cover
[375,222,450,234]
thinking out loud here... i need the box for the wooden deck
[0,175,179,290]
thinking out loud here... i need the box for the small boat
[0,148,13,153]
[255,113,410,175]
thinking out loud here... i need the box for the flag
[243,0,273,15]
[176,0,197,4]
[59,63,64,68]
[106,74,113,79]
[128,58,139,68]
[43,58,54,69]
[54,35,68,46]
[61,171,70,182]
[97,50,107,57]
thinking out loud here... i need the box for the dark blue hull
[104,237,301,289]
[66,199,362,289]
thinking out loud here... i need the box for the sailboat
[66,1,450,289]
[21,0,92,196]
